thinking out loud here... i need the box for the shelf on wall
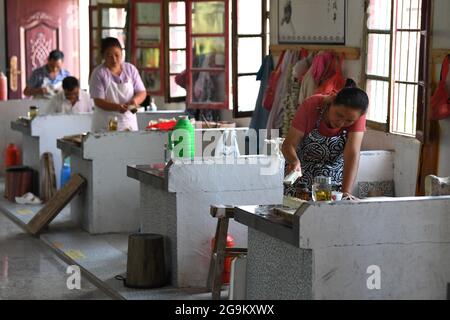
[430,48,449,88]
[269,44,361,60]
[431,48,450,63]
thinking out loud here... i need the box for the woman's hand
[127,98,137,107]
[117,104,128,114]
[342,192,359,201]
[287,160,301,174]
[282,127,305,175]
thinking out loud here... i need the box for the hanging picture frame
[278,0,346,44]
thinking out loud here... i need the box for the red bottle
[0,72,7,101]
[211,234,235,284]
[4,144,21,168]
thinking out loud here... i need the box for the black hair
[48,50,64,61]
[344,78,357,88]
[62,76,79,91]
[101,37,122,56]
[334,86,369,114]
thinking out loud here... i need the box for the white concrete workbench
[57,130,168,234]
[11,113,93,191]
[127,156,284,288]
[57,127,253,235]
[235,196,450,300]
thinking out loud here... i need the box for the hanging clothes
[249,55,274,133]
[314,54,346,96]
[282,77,300,137]
[283,53,314,136]
[446,59,450,93]
[310,51,334,84]
[281,51,300,136]
[430,55,450,120]
[292,52,314,81]
[263,51,286,111]
[298,52,345,106]
[297,68,318,106]
[266,50,295,131]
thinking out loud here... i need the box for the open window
[89,4,128,73]
[165,1,188,102]
[130,0,165,96]
[232,0,269,118]
[186,0,229,109]
[363,0,431,137]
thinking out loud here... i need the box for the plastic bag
[214,130,240,158]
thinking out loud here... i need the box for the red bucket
[211,234,235,284]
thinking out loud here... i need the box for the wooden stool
[207,205,247,300]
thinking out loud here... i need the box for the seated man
[23,50,70,99]
[48,76,93,114]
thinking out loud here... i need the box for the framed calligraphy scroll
[278,0,346,44]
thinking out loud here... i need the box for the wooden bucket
[123,233,167,289]
[4,166,34,202]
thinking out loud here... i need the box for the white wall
[433,0,450,177]
[362,129,421,197]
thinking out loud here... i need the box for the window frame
[362,0,431,139]
[130,0,166,96]
[165,0,188,103]
[186,0,230,110]
[362,0,394,132]
[89,4,128,74]
[232,0,269,118]
[89,5,99,74]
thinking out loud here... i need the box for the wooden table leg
[207,218,221,290]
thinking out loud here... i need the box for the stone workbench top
[234,195,450,249]
[11,118,31,135]
[128,155,284,194]
[234,205,301,247]
[127,163,168,191]
[57,137,85,158]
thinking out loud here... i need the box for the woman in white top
[89,37,147,132]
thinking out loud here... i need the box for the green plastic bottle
[168,116,195,160]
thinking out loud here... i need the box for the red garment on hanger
[430,55,450,120]
[310,52,334,84]
[314,54,345,96]
[263,51,286,111]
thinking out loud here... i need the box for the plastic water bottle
[168,116,195,160]
[60,158,71,188]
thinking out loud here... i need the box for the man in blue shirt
[23,50,70,99]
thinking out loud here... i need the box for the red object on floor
[4,143,21,168]
[211,234,235,284]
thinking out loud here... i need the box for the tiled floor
[0,181,228,300]
[0,213,110,300]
